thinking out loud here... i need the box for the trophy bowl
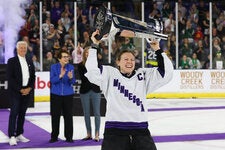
[93,5,168,42]
[93,6,112,40]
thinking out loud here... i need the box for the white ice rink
[1,98,225,150]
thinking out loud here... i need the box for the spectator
[28,9,38,28]
[88,5,96,28]
[19,18,31,39]
[67,24,76,42]
[61,45,68,53]
[64,38,75,54]
[76,6,82,24]
[121,37,135,51]
[178,0,187,18]
[180,37,194,58]
[198,0,208,28]
[78,48,101,142]
[216,12,225,38]
[46,24,60,53]
[61,12,71,32]
[167,34,176,65]
[212,27,220,40]
[182,19,195,44]
[164,12,175,35]
[61,3,73,20]
[23,36,33,60]
[213,51,225,69]
[212,37,222,58]
[161,1,172,21]
[7,41,35,146]
[29,2,38,15]
[148,1,161,19]
[43,51,57,71]
[202,11,210,37]
[178,10,186,42]
[193,26,204,43]
[203,35,210,53]
[98,41,109,65]
[72,42,83,64]
[29,19,40,57]
[50,1,63,26]
[179,54,190,69]
[42,5,49,23]
[42,18,52,52]
[220,35,225,56]
[49,50,76,143]
[42,18,51,39]
[56,19,67,47]
[189,52,202,69]
[81,31,92,49]
[77,14,89,43]
[202,54,210,69]
[212,2,221,26]
[193,40,208,64]
[188,3,199,29]
[52,40,61,58]
[32,54,40,71]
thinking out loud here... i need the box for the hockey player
[85,30,174,150]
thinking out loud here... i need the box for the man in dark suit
[7,41,35,146]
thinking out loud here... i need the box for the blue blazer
[50,63,76,96]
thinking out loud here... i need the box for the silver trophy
[94,6,168,43]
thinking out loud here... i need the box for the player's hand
[149,39,160,51]
[91,30,101,45]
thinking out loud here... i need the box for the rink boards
[34,70,225,101]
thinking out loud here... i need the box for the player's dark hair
[116,50,135,61]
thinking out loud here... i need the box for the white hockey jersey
[85,48,174,129]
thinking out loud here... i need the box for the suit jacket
[7,56,36,95]
[77,62,101,94]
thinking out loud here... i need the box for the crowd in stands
[1,0,225,70]
[161,0,225,69]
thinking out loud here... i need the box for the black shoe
[82,136,92,140]
[49,138,58,143]
[66,139,73,143]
